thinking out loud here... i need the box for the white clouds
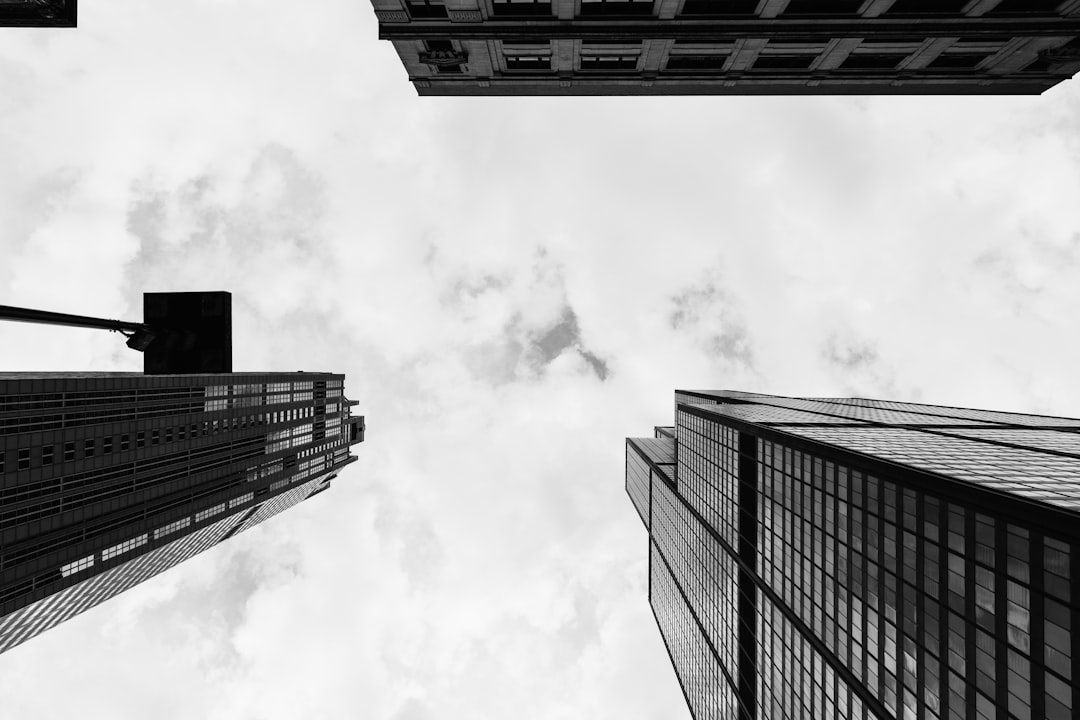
[3,3,1080,719]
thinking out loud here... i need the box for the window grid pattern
[0,510,244,654]
[652,472,739,683]
[651,539,738,720]
[228,492,254,509]
[677,408,738,548]
[153,517,191,540]
[785,426,1080,512]
[626,443,651,529]
[757,432,1078,720]
[811,397,1080,428]
[2,374,358,586]
[653,393,1080,720]
[0,471,330,655]
[227,475,330,538]
[756,590,870,720]
[100,534,147,561]
[58,555,94,578]
[194,503,227,523]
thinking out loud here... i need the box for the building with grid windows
[369,0,1080,95]
[627,390,1080,720]
[0,372,365,654]
[0,0,75,27]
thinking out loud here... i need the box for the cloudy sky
[2,3,1080,718]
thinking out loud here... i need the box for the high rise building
[627,390,1079,720]
[0,0,75,27]
[0,372,364,654]
[368,0,1080,96]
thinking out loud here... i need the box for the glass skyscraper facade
[0,371,364,654]
[627,390,1079,720]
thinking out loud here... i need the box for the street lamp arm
[0,304,150,334]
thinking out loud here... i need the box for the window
[83,439,95,458]
[154,517,192,540]
[101,534,148,561]
[492,0,552,16]
[151,429,160,445]
[986,0,1060,14]
[120,434,130,451]
[1045,600,1072,679]
[60,554,95,577]
[927,53,990,70]
[137,431,145,449]
[1044,537,1070,601]
[165,428,173,443]
[753,55,815,70]
[679,0,757,15]
[1023,57,1054,73]
[887,0,967,13]
[229,492,254,508]
[581,54,640,71]
[579,0,654,16]
[840,54,906,70]
[17,448,30,471]
[505,55,552,71]
[195,503,226,522]
[784,0,863,14]
[41,446,54,466]
[666,54,729,70]
[1006,580,1030,653]
[405,0,448,18]
[1046,673,1072,720]
[103,436,114,454]
[925,496,940,541]
[1007,650,1031,719]
[948,506,965,553]
[64,441,75,462]
[862,37,925,45]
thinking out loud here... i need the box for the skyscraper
[369,0,1080,96]
[0,372,364,654]
[627,390,1079,720]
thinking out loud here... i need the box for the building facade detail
[628,390,1079,720]
[0,372,365,654]
[367,0,1080,95]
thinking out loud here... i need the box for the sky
[2,2,1080,719]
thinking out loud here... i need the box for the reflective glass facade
[0,372,365,654]
[627,390,1080,720]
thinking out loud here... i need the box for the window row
[498,51,1010,74]
[402,0,1063,20]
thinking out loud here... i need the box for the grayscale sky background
[2,2,1080,719]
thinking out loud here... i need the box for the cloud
[669,272,754,368]
[822,334,879,372]
[4,6,1080,720]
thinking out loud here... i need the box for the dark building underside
[372,2,1080,95]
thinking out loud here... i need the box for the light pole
[0,303,158,351]
[0,292,232,373]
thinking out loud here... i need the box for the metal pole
[0,304,147,334]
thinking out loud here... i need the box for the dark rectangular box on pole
[143,292,232,374]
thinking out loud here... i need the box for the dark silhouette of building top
[0,0,75,27]
[368,0,1080,95]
